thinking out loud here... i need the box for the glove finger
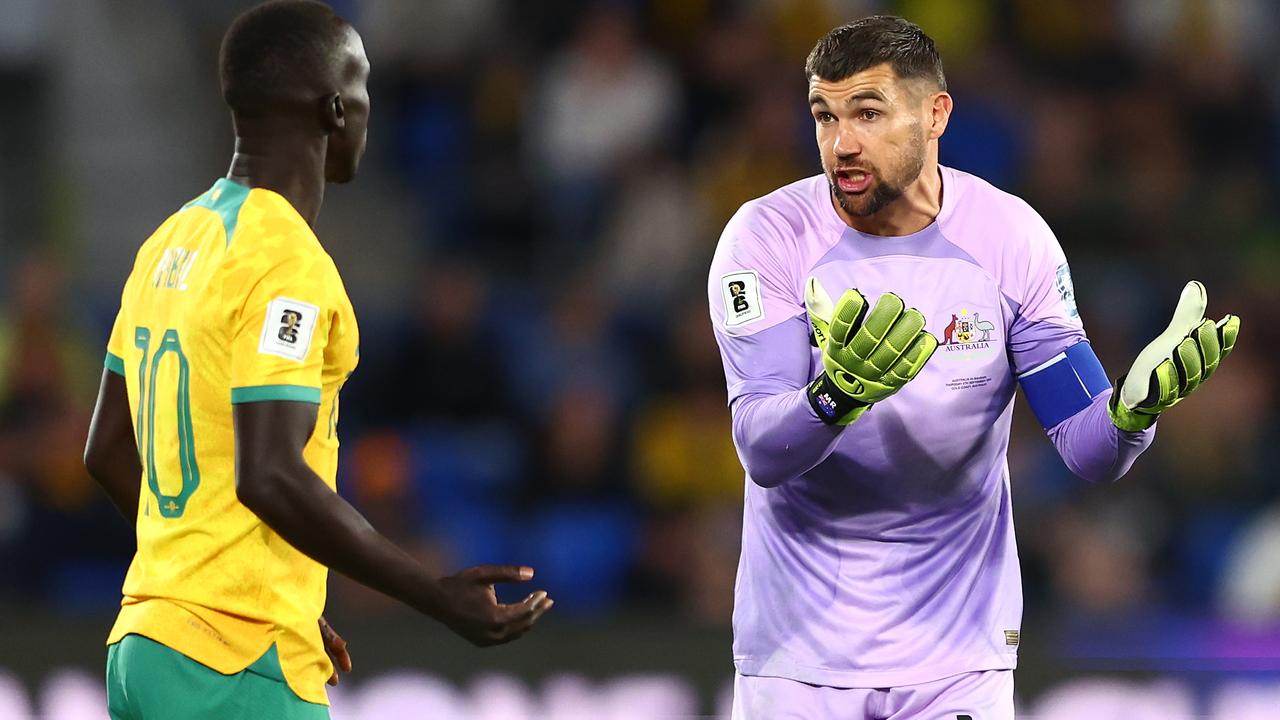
[805,277,835,346]
[1173,336,1203,397]
[828,288,868,347]
[886,331,939,386]
[1216,314,1240,362]
[1193,318,1221,382]
[1119,280,1207,410]
[1170,280,1208,335]
[867,307,928,371]
[849,293,905,359]
[1148,358,1180,408]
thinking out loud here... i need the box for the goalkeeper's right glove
[805,277,939,426]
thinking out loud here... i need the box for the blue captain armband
[1018,341,1111,429]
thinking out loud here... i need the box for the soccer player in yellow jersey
[83,3,553,718]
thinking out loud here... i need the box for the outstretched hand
[433,565,554,647]
[1110,280,1240,431]
[805,276,938,426]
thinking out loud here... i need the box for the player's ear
[928,91,952,140]
[321,92,346,132]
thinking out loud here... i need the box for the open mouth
[835,169,872,194]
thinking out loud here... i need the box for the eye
[814,111,835,124]
[859,109,880,121]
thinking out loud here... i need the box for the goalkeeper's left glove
[1109,280,1240,432]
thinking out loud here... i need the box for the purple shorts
[731,670,1015,720]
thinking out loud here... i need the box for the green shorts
[106,634,330,720]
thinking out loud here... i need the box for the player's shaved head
[806,16,945,93]
[220,0,371,200]
[219,0,354,116]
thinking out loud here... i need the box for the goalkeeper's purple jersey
[708,166,1121,688]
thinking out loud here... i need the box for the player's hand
[319,615,352,686]
[432,565,554,647]
[1109,280,1240,432]
[805,277,938,425]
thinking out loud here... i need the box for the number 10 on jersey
[134,326,200,518]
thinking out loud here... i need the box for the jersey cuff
[104,352,126,376]
[230,384,322,405]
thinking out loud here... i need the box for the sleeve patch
[258,296,320,362]
[721,271,764,328]
[1055,263,1079,318]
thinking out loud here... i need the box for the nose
[832,124,861,158]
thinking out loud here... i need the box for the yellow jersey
[103,178,359,705]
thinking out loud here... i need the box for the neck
[226,123,327,226]
[837,154,943,237]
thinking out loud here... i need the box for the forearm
[239,464,444,617]
[1048,389,1155,483]
[732,389,844,488]
[87,457,142,522]
[84,369,142,523]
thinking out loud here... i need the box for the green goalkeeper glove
[805,277,939,426]
[1108,280,1241,432]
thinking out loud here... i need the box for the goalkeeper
[707,15,1240,720]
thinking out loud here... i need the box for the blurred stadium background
[1,0,1278,717]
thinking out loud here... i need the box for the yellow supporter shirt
[103,178,358,705]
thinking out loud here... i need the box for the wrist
[807,374,869,426]
[1107,381,1158,432]
[411,576,449,618]
[382,546,447,618]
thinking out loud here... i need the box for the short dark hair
[219,0,349,113]
[805,16,946,91]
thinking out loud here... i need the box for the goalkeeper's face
[809,64,935,219]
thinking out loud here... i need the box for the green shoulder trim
[230,384,322,405]
[182,178,251,247]
[104,352,126,376]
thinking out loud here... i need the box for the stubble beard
[828,127,927,218]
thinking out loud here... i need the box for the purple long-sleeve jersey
[708,167,1154,688]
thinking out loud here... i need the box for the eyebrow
[809,89,889,106]
[847,90,888,103]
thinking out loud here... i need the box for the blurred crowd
[1,0,1278,650]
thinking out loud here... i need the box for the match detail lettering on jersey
[258,296,319,362]
[722,270,764,328]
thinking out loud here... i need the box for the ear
[928,92,953,140]
[321,92,345,132]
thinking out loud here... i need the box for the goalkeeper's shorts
[106,634,329,720]
[731,668,1014,720]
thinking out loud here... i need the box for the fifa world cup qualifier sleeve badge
[721,271,764,327]
[258,296,320,362]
